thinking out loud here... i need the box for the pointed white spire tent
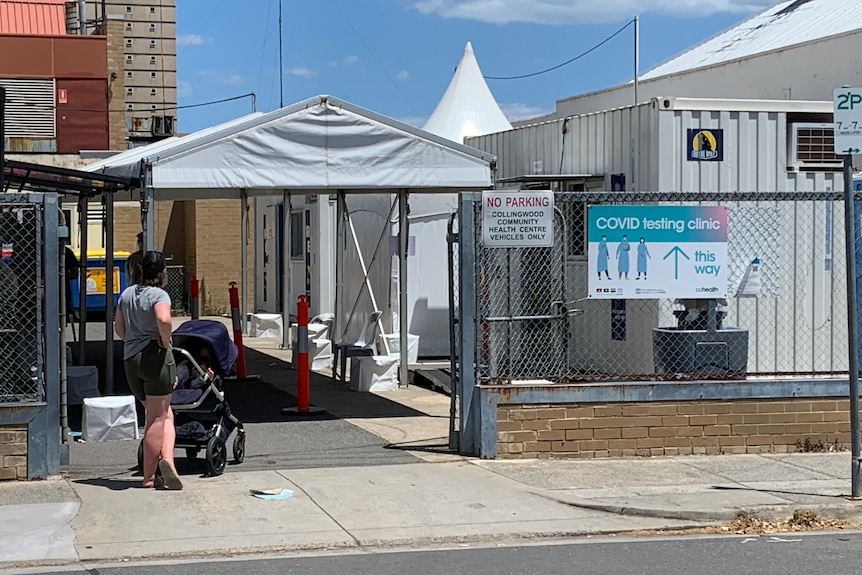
[424,42,513,143]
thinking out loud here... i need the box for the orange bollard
[295,295,310,412]
[190,274,200,320]
[228,281,247,379]
[283,294,325,417]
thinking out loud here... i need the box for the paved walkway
[2,325,862,569]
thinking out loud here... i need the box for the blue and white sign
[587,205,728,300]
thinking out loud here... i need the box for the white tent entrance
[85,95,494,396]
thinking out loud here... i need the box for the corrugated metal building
[536,0,862,122]
[472,97,841,192]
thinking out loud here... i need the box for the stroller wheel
[186,448,200,462]
[232,433,245,464]
[205,436,227,476]
[136,440,144,471]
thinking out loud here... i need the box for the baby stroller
[136,319,246,477]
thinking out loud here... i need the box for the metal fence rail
[0,202,43,403]
[465,191,851,384]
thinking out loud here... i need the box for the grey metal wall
[469,98,840,195]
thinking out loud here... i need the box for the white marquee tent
[423,41,513,143]
[85,94,495,388]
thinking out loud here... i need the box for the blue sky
[175,0,776,133]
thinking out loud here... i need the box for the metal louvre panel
[0,78,56,137]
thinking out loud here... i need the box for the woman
[114,250,183,490]
[636,237,650,280]
[616,235,631,280]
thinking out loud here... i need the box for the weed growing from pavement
[795,437,844,453]
[630,510,856,537]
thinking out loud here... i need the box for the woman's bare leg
[161,405,176,468]
[141,394,171,488]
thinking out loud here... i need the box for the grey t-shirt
[118,285,171,359]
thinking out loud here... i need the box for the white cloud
[177,80,193,98]
[395,70,410,80]
[289,67,316,79]
[177,34,207,46]
[198,70,243,86]
[411,0,774,25]
[500,102,554,121]
[344,55,360,64]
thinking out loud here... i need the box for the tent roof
[86,95,495,199]
[423,42,513,143]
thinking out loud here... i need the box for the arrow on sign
[843,148,861,155]
[662,246,690,280]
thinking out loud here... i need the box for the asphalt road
[20,532,862,575]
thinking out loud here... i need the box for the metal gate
[0,201,44,403]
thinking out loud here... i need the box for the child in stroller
[137,319,246,477]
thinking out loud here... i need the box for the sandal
[158,459,183,490]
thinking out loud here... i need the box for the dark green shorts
[124,340,176,401]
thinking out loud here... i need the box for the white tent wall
[405,193,460,357]
[253,194,337,320]
[256,191,456,358]
[338,193,397,345]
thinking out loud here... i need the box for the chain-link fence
[0,202,43,403]
[463,191,851,384]
[164,264,188,314]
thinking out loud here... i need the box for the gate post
[458,193,480,456]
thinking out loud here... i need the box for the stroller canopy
[172,320,238,375]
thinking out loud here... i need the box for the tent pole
[104,191,115,394]
[241,188,249,335]
[398,189,409,388]
[142,177,155,251]
[334,191,345,344]
[77,195,88,366]
[281,189,291,350]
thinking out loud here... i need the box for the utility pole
[278,0,284,108]
[633,15,640,106]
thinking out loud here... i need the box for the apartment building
[82,0,177,146]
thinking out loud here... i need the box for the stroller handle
[173,346,209,379]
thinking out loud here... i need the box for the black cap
[142,250,166,280]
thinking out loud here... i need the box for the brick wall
[113,203,141,252]
[96,199,255,314]
[105,16,126,151]
[0,426,27,481]
[497,399,851,458]
[191,200,255,313]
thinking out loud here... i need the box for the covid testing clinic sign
[587,205,728,300]
[482,190,554,248]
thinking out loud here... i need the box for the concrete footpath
[3,331,862,569]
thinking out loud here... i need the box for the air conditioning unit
[789,123,843,171]
[151,115,175,137]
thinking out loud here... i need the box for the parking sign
[833,88,862,154]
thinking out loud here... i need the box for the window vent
[789,123,843,171]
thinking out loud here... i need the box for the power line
[484,19,635,81]
[328,0,419,116]
[3,92,256,114]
